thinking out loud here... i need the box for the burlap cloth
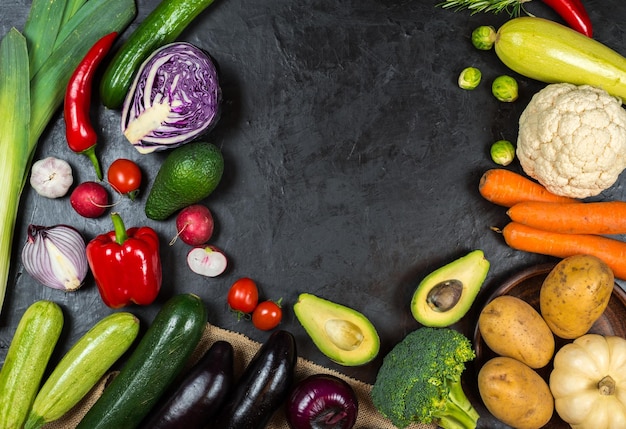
[43,323,435,429]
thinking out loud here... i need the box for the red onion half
[286,374,358,429]
[21,224,88,291]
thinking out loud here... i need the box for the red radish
[70,181,109,218]
[172,204,214,246]
[187,245,227,277]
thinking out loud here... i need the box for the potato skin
[478,356,554,429]
[478,295,555,368]
[540,254,614,339]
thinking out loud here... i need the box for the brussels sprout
[472,26,496,50]
[492,75,518,102]
[490,140,515,166]
[458,67,482,90]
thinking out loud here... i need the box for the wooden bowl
[473,263,626,429]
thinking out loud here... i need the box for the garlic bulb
[29,156,74,199]
[21,224,88,291]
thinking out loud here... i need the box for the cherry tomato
[227,277,259,314]
[252,300,283,331]
[107,158,142,196]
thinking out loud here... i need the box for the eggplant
[208,330,297,429]
[140,340,234,429]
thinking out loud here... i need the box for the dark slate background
[1,1,624,428]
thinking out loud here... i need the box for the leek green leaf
[60,0,88,28]
[23,0,67,78]
[30,0,136,149]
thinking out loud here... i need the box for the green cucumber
[76,293,208,429]
[495,17,626,101]
[99,0,216,109]
[0,301,63,429]
[24,312,140,429]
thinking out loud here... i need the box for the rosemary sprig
[436,0,532,17]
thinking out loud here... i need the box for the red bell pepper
[86,212,162,308]
[64,32,118,181]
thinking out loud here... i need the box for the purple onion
[21,224,88,291]
[286,374,358,429]
[121,42,221,154]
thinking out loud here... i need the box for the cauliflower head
[517,83,626,198]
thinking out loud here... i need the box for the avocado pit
[427,279,463,312]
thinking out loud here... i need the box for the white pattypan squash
[550,334,626,429]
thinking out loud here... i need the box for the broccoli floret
[371,327,479,429]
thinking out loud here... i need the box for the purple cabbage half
[121,42,221,154]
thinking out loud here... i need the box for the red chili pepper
[86,212,162,308]
[64,32,118,181]
[541,0,593,37]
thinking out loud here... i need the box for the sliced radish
[187,245,228,277]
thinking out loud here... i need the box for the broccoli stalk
[436,376,480,429]
[371,327,479,429]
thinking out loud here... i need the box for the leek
[0,29,30,319]
[0,0,136,316]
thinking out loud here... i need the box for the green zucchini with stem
[99,0,217,109]
[494,17,626,101]
[0,301,64,429]
[75,293,208,429]
[24,312,140,429]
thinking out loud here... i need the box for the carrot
[507,200,626,235]
[479,169,579,207]
[501,222,626,280]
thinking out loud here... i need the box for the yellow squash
[495,17,626,101]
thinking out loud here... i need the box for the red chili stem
[64,32,118,181]
[540,0,593,37]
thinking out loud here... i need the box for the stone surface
[1,1,624,427]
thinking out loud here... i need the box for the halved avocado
[411,250,490,327]
[293,293,380,366]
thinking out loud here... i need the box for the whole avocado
[145,141,224,220]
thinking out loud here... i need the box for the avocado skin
[293,293,380,366]
[145,142,224,220]
[411,250,490,328]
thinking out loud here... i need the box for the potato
[478,356,554,429]
[478,295,554,368]
[540,254,614,339]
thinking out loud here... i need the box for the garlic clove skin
[30,156,74,199]
[21,224,88,291]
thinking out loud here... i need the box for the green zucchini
[494,17,626,101]
[0,301,63,429]
[99,0,216,109]
[24,312,140,429]
[75,293,208,429]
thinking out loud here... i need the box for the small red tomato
[252,300,283,331]
[227,277,259,314]
[107,158,142,198]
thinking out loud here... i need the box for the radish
[187,245,228,277]
[171,204,214,246]
[70,181,109,218]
